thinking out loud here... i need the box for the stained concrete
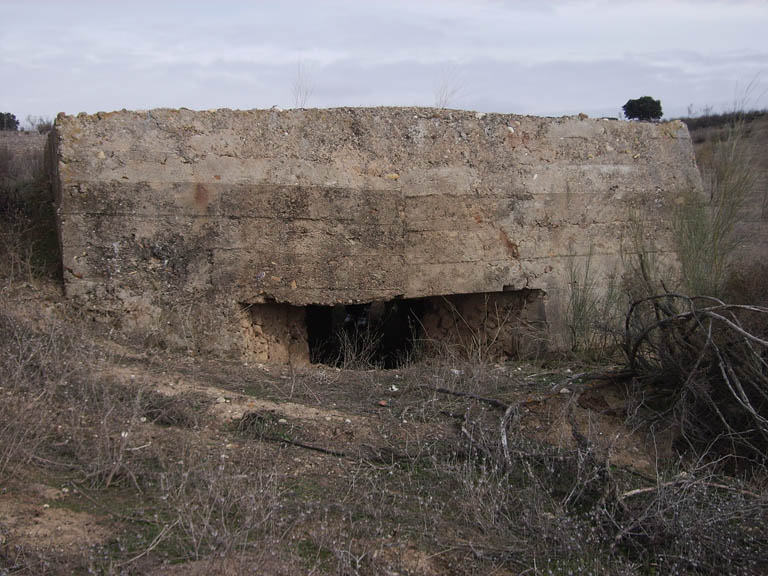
[48,107,703,363]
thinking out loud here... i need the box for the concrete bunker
[241,289,547,367]
[48,107,704,364]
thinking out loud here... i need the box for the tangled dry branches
[624,294,768,460]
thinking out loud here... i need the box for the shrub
[674,117,755,298]
[565,245,624,357]
[0,144,59,284]
[622,109,765,460]
[624,294,768,461]
[25,115,53,134]
[158,444,282,562]
[452,395,768,574]
[622,96,663,121]
[681,109,766,131]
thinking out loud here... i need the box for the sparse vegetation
[673,116,755,298]
[681,108,767,132]
[0,142,60,285]
[565,245,624,357]
[0,103,766,574]
[433,63,465,109]
[624,294,768,460]
[292,61,315,108]
[616,104,768,466]
[25,115,54,134]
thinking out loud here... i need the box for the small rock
[559,388,571,394]
[344,418,352,424]
[216,397,227,404]
[278,418,287,424]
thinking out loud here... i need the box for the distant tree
[292,61,314,108]
[433,63,465,109]
[25,115,53,134]
[622,96,663,121]
[0,113,19,131]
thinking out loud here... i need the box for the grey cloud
[1,1,766,121]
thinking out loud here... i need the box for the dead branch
[624,293,768,459]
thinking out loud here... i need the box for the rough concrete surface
[48,107,703,363]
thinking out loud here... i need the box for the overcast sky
[1,0,766,124]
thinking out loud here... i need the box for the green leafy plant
[0,112,19,131]
[623,96,663,121]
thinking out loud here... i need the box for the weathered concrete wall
[49,107,702,362]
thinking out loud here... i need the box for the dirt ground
[0,276,671,575]
[4,115,768,574]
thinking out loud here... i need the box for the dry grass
[624,294,768,463]
[674,118,756,298]
[2,294,768,574]
[0,306,286,573]
[0,143,59,286]
[446,396,768,575]
[565,246,625,358]
[157,444,284,564]
[1,113,767,574]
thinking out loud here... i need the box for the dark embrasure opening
[305,299,425,368]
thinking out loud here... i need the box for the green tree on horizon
[0,113,19,131]
[623,96,663,121]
